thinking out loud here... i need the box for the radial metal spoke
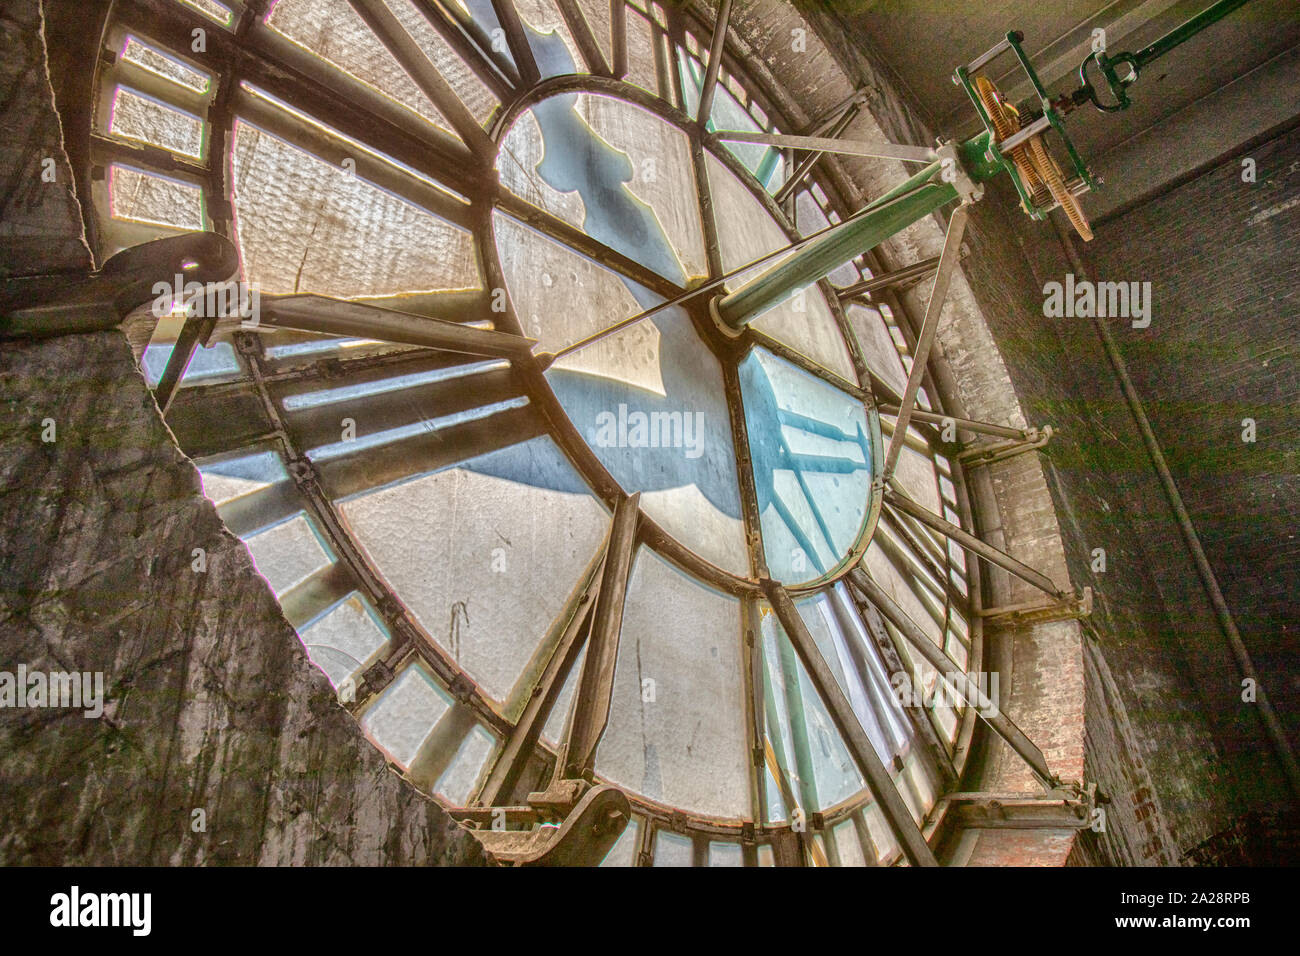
[256,294,537,357]
[881,203,968,481]
[610,0,628,78]
[884,488,1064,599]
[490,0,542,85]
[695,0,733,124]
[554,0,611,75]
[347,0,497,163]
[763,583,938,866]
[559,494,641,779]
[848,567,1058,789]
[412,0,520,99]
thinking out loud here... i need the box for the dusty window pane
[339,436,609,705]
[599,816,639,866]
[833,819,867,866]
[121,37,210,93]
[740,347,873,583]
[243,514,333,596]
[434,724,496,805]
[846,302,908,397]
[109,165,204,230]
[177,0,233,27]
[110,87,205,159]
[361,663,452,768]
[198,451,286,506]
[266,0,453,134]
[387,0,497,123]
[708,842,743,866]
[705,152,855,380]
[298,593,389,687]
[760,604,866,812]
[652,829,692,866]
[595,547,750,818]
[231,121,480,296]
[572,0,613,64]
[623,6,658,95]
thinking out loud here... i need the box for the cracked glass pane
[230,120,479,296]
[338,435,609,706]
[595,546,749,819]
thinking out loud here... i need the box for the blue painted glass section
[740,347,874,583]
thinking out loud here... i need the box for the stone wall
[0,0,485,867]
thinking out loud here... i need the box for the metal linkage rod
[880,203,968,480]
[712,129,937,164]
[257,294,536,358]
[884,487,1064,600]
[836,255,943,300]
[847,568,1058,789]
[764,583,939,867]
[695,0,733,124]
[772,103,862,206]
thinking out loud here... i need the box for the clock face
[495,90,882,586]
[94,0,979,861]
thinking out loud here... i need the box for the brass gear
[974,75,1092,241]
[974,75,1050,209]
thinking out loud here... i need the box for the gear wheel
[974,76,1092,241]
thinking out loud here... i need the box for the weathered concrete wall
[0,0,485,866]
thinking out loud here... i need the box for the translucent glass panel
[795,586,911,767]
[514,0,586,77]
[622,4,660,96]
[740,347,874,584]
[243,513,333,596]
[704,152,856,380]
[708,841,744,867]
[299,593,390,688]
[199,450,287,506]
[846,302,908,397]
[141,339,239,387]
[266,0,453,134]
[361,663,452,768]
[497,94,705,284]
[758,604,864,816]
[338,436,610,705]
[677,51,782,186]
[386,0,497,123]
[109,165,203,230]
[434,724,496,804]
[177,0,233,27]
[599,816,639,867]
[595,547,749,819]
[110,87,204,159]
[231,120,480,297]
[497,214,748,575]
[652,829,693,866]
[121,37,210,94]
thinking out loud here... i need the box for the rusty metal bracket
[470,785,631,866]
[957,424,1054,466]
[0,233,239,340]
[937,783,1097,830]
[980,586,1093,628]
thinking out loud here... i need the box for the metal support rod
[847,569,1058,789]
[802,87,870,138]
[1055,219,1300,800]
[714,165,952,331]
[772,103,861,206]
[695,0,733,124]
[490,0,541,86]
[837,255,942,300]
[966,30,1023,74]
[610,0,627,79]
[561,494,640,778]
[712,129,936,164]
[881,203,969,480]
[885,488,1065,600]
[554,0,610,75]
[257,294,536,357]
[153,314,212,414]
[878,405,1032,442]
[764,583,939,867]
[998,114,1052,155]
